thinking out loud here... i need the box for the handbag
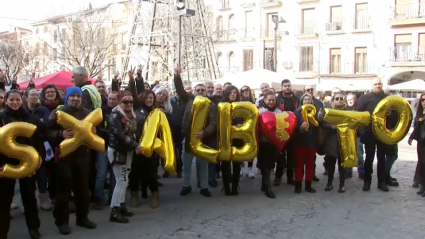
[113,150,127,165]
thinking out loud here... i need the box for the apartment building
[211,0,424,93]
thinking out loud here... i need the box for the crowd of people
[0,65,423,239]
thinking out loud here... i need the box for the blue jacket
[24,104,50,126]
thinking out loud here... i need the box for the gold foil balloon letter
[140,109,175,174]
[0,122,41,179]
[189,96,219,163]
[301,104,319,130]
[372,95,413,145]
[218,102,258,162]
[57,108,105,158]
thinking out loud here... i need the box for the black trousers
[278,141,295,179]
[221,161,240,188]
[89,150,96,200]
[53,159,90,225]
[129,155,159,192]
[326,157,345,184]
[172,128,184,173]
[364,141,387,184]
[0,177,39,237]
[46,160,57,200]
[258,141,279,184]
[417,140,425,187]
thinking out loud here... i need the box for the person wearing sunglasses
[303,85,323,182]
[238,86,256,178]
[322,93,347,193]
[174,65,216,198]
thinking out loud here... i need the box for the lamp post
[176,1,195,65]
[272,15,286,72]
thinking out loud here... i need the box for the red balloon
[259,111,297,151]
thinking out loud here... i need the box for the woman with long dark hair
[240,85,256,179]
[0,90,45,239]
[221,86,244,196]
[40,85,62,112]
[409,93,425,196]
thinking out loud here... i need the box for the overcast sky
[0,0,122,32]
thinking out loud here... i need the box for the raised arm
[173,65,191,101]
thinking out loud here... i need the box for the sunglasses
[196,89,205,92]
[421,99,425,102]
[306,88,314,92]
[241,88,249,92]
[122,100,134,105]
[334,97,343,101]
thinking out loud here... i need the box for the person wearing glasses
[356,78,397,192]
[174,65,216,198]
[303,85,323,182]
[323,93,347,193]
[275,79,299,186]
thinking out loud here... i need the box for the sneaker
[200,188,212,197]
[246,167,255,179]
[180,186,192,196]
[208,180,218,188]
[11,203,18,210]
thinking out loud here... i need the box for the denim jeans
[208,163,217,183]
[36,164,48,193]
[182,138,208,189]
[386,145,398,175]
[346,137,365,175]
[94,151,110,201]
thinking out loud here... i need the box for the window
[243,49,254,71]
[328,6,342,31]
[228,51,234,70]
[217,52,222,67]
[245,11,254,38]
[330,48,341,73]
[222,0,229,9]
[216,16,223,39]
[355,47,367,74]
[302,8,316,35]
[419,33,425,56]
[395,34,412,60]
[228,14,236,40]
[355,3,368,29]
[264,48,274,71]
[266,12,278,37]
[300,46,313,72]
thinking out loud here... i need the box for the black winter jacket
[108,107,139,152]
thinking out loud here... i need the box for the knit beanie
[64,87,83,106]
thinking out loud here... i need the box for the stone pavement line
[9,139,424,239]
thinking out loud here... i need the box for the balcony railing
[326,19,344,31]
[389,47,425,62]
[295,20,319,36]
[354,16,370,30]
[212,30,237,43]
[319,62,378,75]
[241,27,256,40]
[390,3,425,20]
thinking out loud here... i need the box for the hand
[175,64,182,75]
[318,108,323,119]
[236,124,243,128]
[98,71,104,81]
[137,65,144,77]
[408,138,413,146]
[194,130,204,140]
[62,129,75,139]
[128,66,135,82]
[92,127,96,134]
[300,122,308,131]
[135,146,143,155]
[331,125,337,130]
[30,73,35,83]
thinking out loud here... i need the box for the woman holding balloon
[0,90,45,239]
[322,93,346,193]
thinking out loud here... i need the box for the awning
[318,79,372,92]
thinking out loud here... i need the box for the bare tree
[45,9,117,78]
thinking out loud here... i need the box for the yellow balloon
[324,109,370,168]
[0,122,41,179]
[57,108,105,158]
[372,95,413,145]
[189,96,219,163]
[301,104,319,130]
[140,109,176,174]
[217,102,232,160]
[229,102,258,162]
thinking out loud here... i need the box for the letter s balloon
[0,122,41,179]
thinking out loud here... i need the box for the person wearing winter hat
[46,86,97,235]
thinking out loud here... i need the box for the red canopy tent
[19,70,96,90]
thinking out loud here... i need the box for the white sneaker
[247,167,255,179]
[11,203,18,209]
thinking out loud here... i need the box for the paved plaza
[9,135,424,239]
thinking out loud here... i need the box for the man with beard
[275,79,299,186]
[174,65,216,197]
[95,80,108,107]
[93,92,119,210]
[46,87,97,235]
[346,93,365,179]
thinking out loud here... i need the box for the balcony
[212,30,237,43]
[319,62,378,76]
[352,16,371,33]
[218,1,231,11]
[325,18,344,34]
[389,3,425,27]
[295,20,319,38]
[241,0,255,8]
[241,27,256,42]
[388,47,425,66]
[259,0,282,8]
[296,0,319,4]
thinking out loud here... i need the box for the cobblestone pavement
[9,136,425,239]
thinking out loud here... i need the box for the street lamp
[176,0,195,65]
[272,15,286,72]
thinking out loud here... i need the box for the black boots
[294,181,302,194]
[222,162,232,196]
[305,181,316,193]
[232,163,240,196]
[417,185,425,196]
[338,182,345,193]
[261,167,275,198]
[120,203,134,217]
[110,207,129,223]
[386,174,399,187]
[29,229,41,239]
